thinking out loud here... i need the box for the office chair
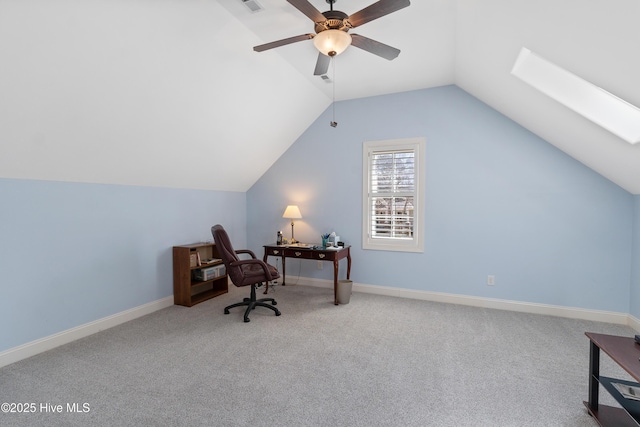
[211,224,281,322]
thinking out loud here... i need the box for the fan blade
[313,52,330,75]
[350,34,400,60]
[286,0,326,23]
[348,0,410,28]
[254,34,314,52]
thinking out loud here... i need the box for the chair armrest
[235,249,257,259]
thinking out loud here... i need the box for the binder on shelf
[193,264,226,281]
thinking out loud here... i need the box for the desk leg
[262,252,269,294]
[333,258,339,305]
[281,256,286,286]
[588,340,600,411]
[262,254,269,295]
[346,250,351,280]
[262,253,285,294]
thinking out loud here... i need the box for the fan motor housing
[316,10,350,33]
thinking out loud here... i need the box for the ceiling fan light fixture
[313,29,352,57]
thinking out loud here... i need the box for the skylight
[511,47,640,145]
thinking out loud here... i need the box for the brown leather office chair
[211,224,281,322]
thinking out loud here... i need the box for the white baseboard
[0,296,174,369]
[290,276,636,329]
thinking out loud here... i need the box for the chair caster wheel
[244,318,250,322]
[224,310,230,314]
[275,312,281,316]
[272,301,277,306]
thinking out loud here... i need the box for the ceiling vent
[241,0,264,13]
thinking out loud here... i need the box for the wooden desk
[263,244,351,305]
[584,332,640,426]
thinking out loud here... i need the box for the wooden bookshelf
[172,243,228,307]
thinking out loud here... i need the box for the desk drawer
[312,251,333,261]
[266,247,286,257]
[284,249,313,259]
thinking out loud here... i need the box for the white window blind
[363,138,425,252]
[369,149,415,239]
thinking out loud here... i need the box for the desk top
[586,332,640,382]
[264,243,350,251]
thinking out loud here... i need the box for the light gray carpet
[0,284,636,427]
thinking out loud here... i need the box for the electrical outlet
[317,261,323,269]
[487,275,495,286]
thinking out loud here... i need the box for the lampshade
[313,29,352,57]
[282,205,302,219]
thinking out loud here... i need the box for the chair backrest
[211,224,244,286]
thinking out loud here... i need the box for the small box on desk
[193,264,225,281]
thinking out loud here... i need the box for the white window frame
[362,137,425,253]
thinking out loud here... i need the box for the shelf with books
[173,243,228,307]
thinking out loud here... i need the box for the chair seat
[241,263,280,282]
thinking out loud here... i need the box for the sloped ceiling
[0,0,329,192]
[1,0,639,193]
[454,0,640,195]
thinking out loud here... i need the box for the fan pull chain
[330,56,338,127]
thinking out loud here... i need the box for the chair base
[224,283,281,322]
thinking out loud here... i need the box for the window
[362,137,425,252]
[511,47,640,144]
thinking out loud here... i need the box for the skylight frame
[511,47,640,145]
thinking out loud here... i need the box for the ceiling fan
[253,0,410,76]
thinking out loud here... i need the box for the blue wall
[3,85,637,355]
[247,85,634,313]
[0,178,246,352]
[632,195,640,319]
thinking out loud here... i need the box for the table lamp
[282,205,302,243]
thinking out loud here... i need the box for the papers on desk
[281,243,344,250]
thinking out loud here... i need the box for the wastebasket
[337,279,353,304]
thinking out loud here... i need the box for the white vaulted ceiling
[1,0,639,193]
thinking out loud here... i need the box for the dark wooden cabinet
[173,243,228,307]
